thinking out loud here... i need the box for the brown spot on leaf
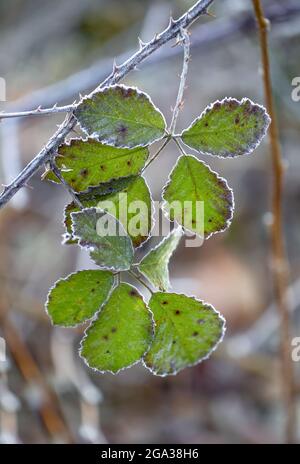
[130,289,139,297]
[120,87,135,98]
[80,168,88,177]
[117,124,128,136]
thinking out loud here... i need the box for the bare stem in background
[252,0,296,444]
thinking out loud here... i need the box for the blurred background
[0,0,300,444]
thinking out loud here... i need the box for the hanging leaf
[74,85,166,148]
[44,139,148,193]
[138,227,183,291]
[71,207,134,271]
[80,283,153,374]
[64,176,152,248]
[162,155,233,238]
[181,98,270,158]
[144,292,225,376]
[46,270,114,327]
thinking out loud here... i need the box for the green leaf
[71,207,134,271]
[64,176,152,248]
[44,139,148,193]
[46,270,114,327]
[138,227,183,291]
[162,155,233,238]
[144,292,225,376]
[80,283,153,373]
[74,85,166,148]
[181,98,270,158]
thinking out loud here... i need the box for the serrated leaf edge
[78,283,155,375]
[142,291,226,377]
[45,269,114,328]
[161,154,235,240]
[137,226,183,291]
[44,136,149,194]
[71,207,134,272]
[63,175,154,250]
[74,84,168,149]
[180,97,271,159]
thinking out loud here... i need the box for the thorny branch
[0,0,214,210]
[252,0,296,444]
[143,28,191,171]
[1,1,299,122]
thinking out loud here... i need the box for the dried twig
[169,28,191,134]
[252,0,296,444]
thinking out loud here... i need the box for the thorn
[112,59,119,74]
[172,35,182,48]
[41,170,49,180]
[168,16,176,28]
[138,37,146,49]
[204,9,216,18]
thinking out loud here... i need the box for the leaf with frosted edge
[74,85,166,148]
[144,292,225,376]
[80,283,153,374]
[138,228,183,291]
[46,270,114,327]
[64,176,152,248]
[162,155,233,238]
[181,98,271,158]
[63,176,136,245]
[44,139,149,192]
[71,207,134,271]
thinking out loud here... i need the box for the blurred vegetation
[0,0,300,444]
